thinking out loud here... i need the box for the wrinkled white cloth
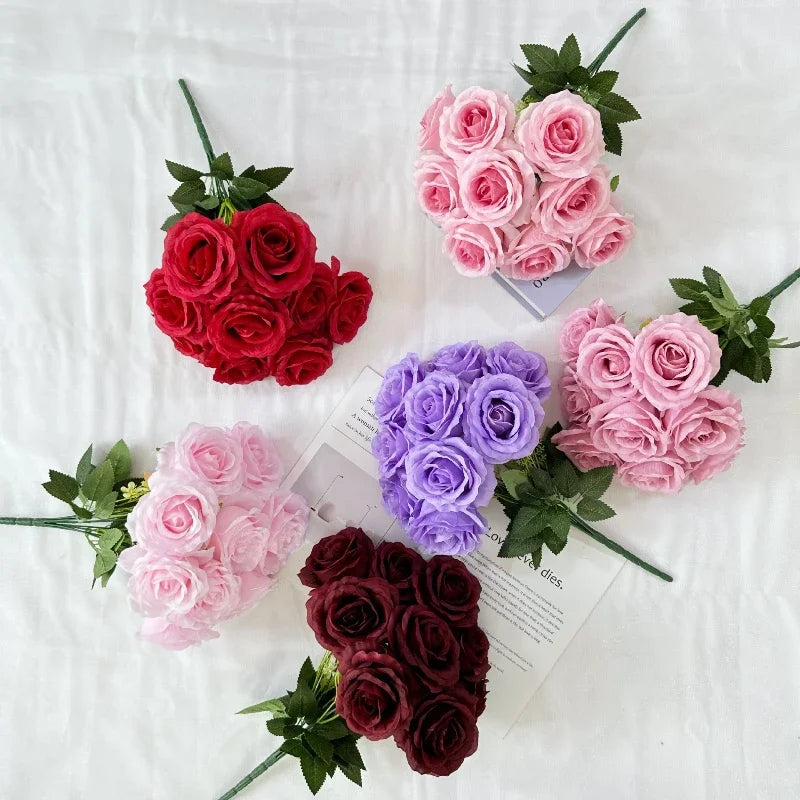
[1,1,799,798]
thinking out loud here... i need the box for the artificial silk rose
[208,292,290,360]
[499,223,572,281]
[550,425,617,471]
[631,313,722,410]
[559,299,619,366]
[137,616,219,650]
[560,366,601,425]
[575,323,637,399]
[404,437,496,511]
[465,678,488,717]
[168,423,245,496]
[233,205,316,299]
[457,144,537,226]
[403,371,466,441]
[371,541,425,604]
[298,526,374,588]
[396,690,479,776]
[374,353,428,425]
[306,576,398,657]
[458,625,491,682]
[379,476,423,527]
[442,218,504,277]
[414,153,462,224]
[210,505,270,573]
[515,90,603,178]
[213,356,271,385]
[573,208,635,269]
[419,84,455,151]
[430,341,486,384]
[287,262,335,334]
[618,457,686,493]
[232,422,283,492]
[371,423,410,479]
[144,269,206,342]
[161,213,238,302]
[463,373,544,464]
[415,555,481,627]
[336,651,411,741]
[272,335,333,387]
[257,490,309,576]
[485,341,551,402]
[407,506,487,556]
[328,259,373,344]
[439,86,516,161]
[186,558,241,625]
[392,604,461,690]
[588,397,667,463]
[533,167,611,238]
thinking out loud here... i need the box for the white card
[493,261,591,318]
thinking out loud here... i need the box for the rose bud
[413,555,481,628]
[298,527,375,588]
[371,541,425,604]
[391,605,460,690]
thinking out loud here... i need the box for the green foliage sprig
[513,8,645,155]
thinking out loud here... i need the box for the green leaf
[704,292,739,317]
[238,698,286,715]
[529,71,569,97]
[596,92,641,124]
[161,213,185,232]
[98,527,123,550]
[253,166,293,190]
[305,732,334,765]
[762,355,773,382]
[711,337,744,386]
[512,62,536,84]
[577,465,615,499]
[165,160,203,181]
[498,469,530,499]
[609,174,620,192]
[93,549,117,578]
[300,750,327,795]
[82,461,115,504]
[576,498,615,522]
[718,274,737,305]
[702,266,724,297]
[298,657,316,691]
[569,65,591,86]
[286,682,318,720]
[43,470,79,503]
[669,277,708,301]
[499,532,543,558]
[510,506,550,540]
[553,458,579,498]
[279,739,305,758]
[678,300,716,318]
[231,176,270,200]
[334,737,365,770]
[749,295,772,318]
[520,43,560,73]
[69,502,92,520]
[770,339,800,348]
[266,717,288,736]
[209,152,234,179]
[543,511,570,554]
[527,467,554,496]
[315,719,351,740]
[76,445,93,485]
[170,179,206,205]
[195,195,220,211]
[588,69,618,93]
[753,315,776,338]
[94,491,118,520]
[283,724,306,739]
[521,87,542,105]
[602,120,622,155]
[530,544,543,570]
[751,330,770,355]
[337,761,362,787]
[558,34,581,72]
[106,440,131,483]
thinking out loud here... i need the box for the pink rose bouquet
[415,10,644,280]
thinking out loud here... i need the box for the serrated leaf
[69,502,92,520]
[266,717,288,736]
[569,65,590,86]
[76,445,93,485]
[530,545,543,570]
[315,719,351,740]
[529,71,569,97]
[704,292,739,317]
[558,33,581,72]
[209,152,234,179]
[510,506,550,539]
[546,507,571,542]
[498,469,530,499]
[254,166,293,190]
[544,528,568,555]
[602,120,622,155]
[338,761,362,787]
[609,174,620,192]
[93,549,117,578]
[749,295,771,317]
[576,498,615,521]
[702,266,723,297]
[170,179,206,205]
[280,739,305,758]
[678,300,716,318]
[521,43,560,73]
[94,492,118,520]
[298,657,315,691]
[751,330,770,355]
[195,195,220,211]
[588,69,618,93]
[286,681,318,720]
[521,86,542,104]
[43,470,79,503]
[577,465,615,499]
[106,440,131,483]
[512,62,536,84]
[300,750,327,795]
[305,732,334,765]
[82,461,115,504]
[527,467,554,495]
[762,355,773,382]
[499,532,543,558]
[334,737,365,770]
[669,277,708,301]
[753,315,776,338]
[161,212,185,232]
[238,698,286,715]
[718,274,737,305]
[596,92,641,124]
[553,458,579,498]
[165,160,203,181]
[231,176,270,200]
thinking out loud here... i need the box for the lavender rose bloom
[371,423,410,478]
[485,342,551,402]
[375,353,428,425]
[408,505,487,555]
[429,341,486,384]
[405,438,496,511]
[404,371,466,441]
[463,374,544,464]
[380,474,423,526]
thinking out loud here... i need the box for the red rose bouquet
[145,80,373,386]
[215,528,489,797]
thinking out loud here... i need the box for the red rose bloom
[414,555,481,628]
[208,293,290,359]
[212,357,272,385]
[161,212,238,302]
[457,624,491,682]
[288,262,335,333]
[145,268,207,341]
[273,335,333,386]
[371,541,425,604]
[464,678,488,717]
[298,527,374,588]
[328,258,373,344]
[336,651,411,741]
[233,205,316,299]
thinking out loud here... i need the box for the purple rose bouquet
[372,341,549,554]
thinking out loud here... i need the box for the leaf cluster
[495,425,616,567]
[669,267,799,385]
[513,34,640,155]
[238,657,365,795]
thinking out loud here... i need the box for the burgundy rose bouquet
[216,528,489,797]
[145,80,372,386]
[415,10,645,279]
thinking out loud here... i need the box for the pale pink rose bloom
[631,313,722,411]
[442,218,504,277]
[588,397,667,463]
[171,423,244,497]
[664,387,744,483]
[573,208,635,268]
[232,422,283,493]
[533,167,611,238]
[137,616,219,650]
[514,90,603,178]
[258,490,310,576]
[575,323,637,399]
[127,474,218,555]
[419,85,455,152]
[236,570,277,613]
[618,457,686,493]
[439,87,516,161]
[560,366,601,425]
[456,143,536,226]
[499,224,571,280]
[186,558,242,625]
[210,504,271,573]
[559,299,620,366]
[551,425,617,471]
[414,153,462,225]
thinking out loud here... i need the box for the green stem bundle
[764,265,800,302]
[588,8,646,74]
[217,748,287,800]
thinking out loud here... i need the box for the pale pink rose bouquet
[415,10,645,280]
[0,422,309,649]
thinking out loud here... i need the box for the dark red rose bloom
[233,205,316,299]
[336,651,411,741]
[395,689,479,776]
[207,292,290,359]
[457,625,490,683]
[212,356,272,385]
[298,527,374,588]
[464,678,488,718]
[145,268,207,342]
[287,262,335,333]
[414,555,481,628]
[273,335,333,387]
[306,576,398,658]
[161,212,238,302]
[328,258,373,345]
[372,541,425,604]
[391,604,460,690]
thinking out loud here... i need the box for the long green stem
[764,265,800,302]
[177,78,216,167]
[569,511,673,582]
[587,8,647,74]
[216,748,286,800]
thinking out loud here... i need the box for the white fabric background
[1,1,799,798]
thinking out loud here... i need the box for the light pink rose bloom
[419,85,455,152]
[414,153,462,225]
[588,397,667,463]
[127,474,218,555]
[186,558,241,625]
[457,143,536,226]
[442,218,504,276]
[236,571,277,613]
[573,208,635,269]
[258,490,310,576]
[575,323,637,399]
[631,313,722,411]
[664,387,744,484]
[514,90,603,178]
[551,425,617,471]
[559,299,620,366]
[210,504,271,573]
[499,224,571,281]
[439,87,516,161]
[171,423,244,497]
[533,167,611,238]
[560,366,601,425]
[137,616,219,650]
[618,457,686,494]
[232,422,283,492]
